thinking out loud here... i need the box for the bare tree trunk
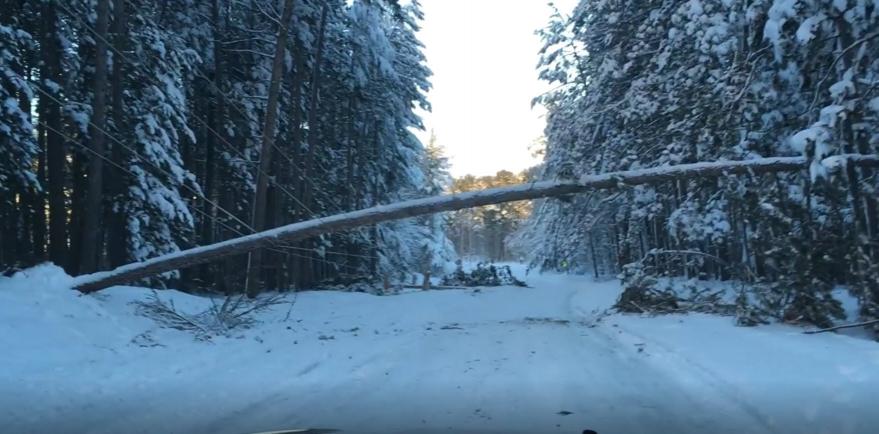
[79,0,111,274]
[587,231,599,279]
[107,0,129,268]
[291,4,330,290]
[17,61,40,263]
[344,94,357,212]
[68,153,86,275]
[34,119,47,260]
[72,155,879,293]
[41,1,68,270]
[283,37,309,290]
[298,3,330,215]
[835,16,878,258]
[343,95,357,272]
[198,0,226,284]
[245,0,296,297]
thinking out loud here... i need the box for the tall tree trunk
[79,0,111,273]
[587,231,599,278]
[245,0,296,297]
[41,1,68,270]
[34,120,47,260]
[344,94,357,212]
[199,0,226,285]
[834,16,877,262]
[0,202,14,270]
[107,0,129,268]
[17,63,39,264]
[282,38,308,289]
[292,4,329,291]
[67,153,86,275]
[298,3,330,216]
[343,94,358,271]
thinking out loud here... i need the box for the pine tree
[0,19,40,269]
[528,0,879,331]
[1,0,453,294]
[116,2,201,282]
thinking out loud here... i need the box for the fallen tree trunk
[72,154,879,293]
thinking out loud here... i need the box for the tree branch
[804,319,879,334]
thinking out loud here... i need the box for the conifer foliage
[0,0,452,293]
[527,0,879,333]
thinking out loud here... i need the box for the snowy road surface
[2,264,879,434]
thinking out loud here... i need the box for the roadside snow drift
[2,264,879,434]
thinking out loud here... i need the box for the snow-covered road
[2,265,879,434]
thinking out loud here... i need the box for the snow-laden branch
[72,154,879,293]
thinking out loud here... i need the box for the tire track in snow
[600,322,780,434]
[563,280,779,434]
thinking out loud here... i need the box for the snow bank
[0,264,216,356]
[0,264,121,356]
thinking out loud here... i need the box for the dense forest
[2,0,878,332]
[4,2,879,432]
[0,0,454,294]
[526,0,879,331]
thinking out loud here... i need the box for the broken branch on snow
[803,319,879,334]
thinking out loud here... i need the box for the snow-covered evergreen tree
[0,23,39,198]
[0,20,41,268]
[529,0,879,331]
[0,0,453,292]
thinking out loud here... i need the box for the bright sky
[414,0,578,177]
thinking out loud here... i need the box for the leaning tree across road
[72,154,879,293]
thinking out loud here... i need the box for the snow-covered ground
[2,264,879,434]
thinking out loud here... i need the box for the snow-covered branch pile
[614,258,741,319]
[440,262,527,288]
